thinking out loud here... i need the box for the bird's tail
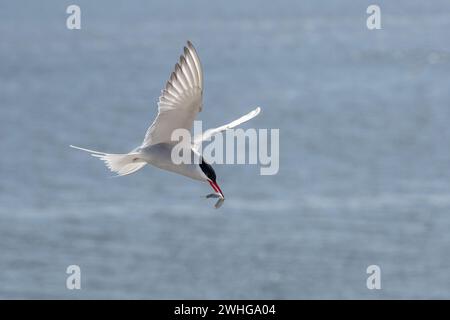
[70,145,146,177]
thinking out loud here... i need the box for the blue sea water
[1,0,450,298]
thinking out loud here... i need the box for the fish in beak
[207,180,225,208]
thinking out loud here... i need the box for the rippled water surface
[1,0,450,298]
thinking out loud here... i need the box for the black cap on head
[199,157,216,182]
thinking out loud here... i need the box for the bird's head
[199,158,224,199]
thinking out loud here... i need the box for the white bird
[71,41,260,208]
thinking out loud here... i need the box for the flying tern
[71,41,261,208]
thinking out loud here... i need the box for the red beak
[208,180,224,198]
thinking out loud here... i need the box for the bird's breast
[139,143,205,181]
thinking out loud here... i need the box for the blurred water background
[1,0,450,298]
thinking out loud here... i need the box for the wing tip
[186,41,199,58]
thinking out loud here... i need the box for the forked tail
[70,145,146,176]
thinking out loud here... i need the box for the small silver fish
[214,197,225,209]
[206,193,221,199]
[206,193,225,208]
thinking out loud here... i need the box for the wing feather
[184,48,199,86]
[192,107,261,151]
[175,63,189,90]
[141,41,203,147]
[187,41,203,88]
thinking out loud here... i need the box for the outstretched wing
[141,41,203,147]
[193,107,261,151]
